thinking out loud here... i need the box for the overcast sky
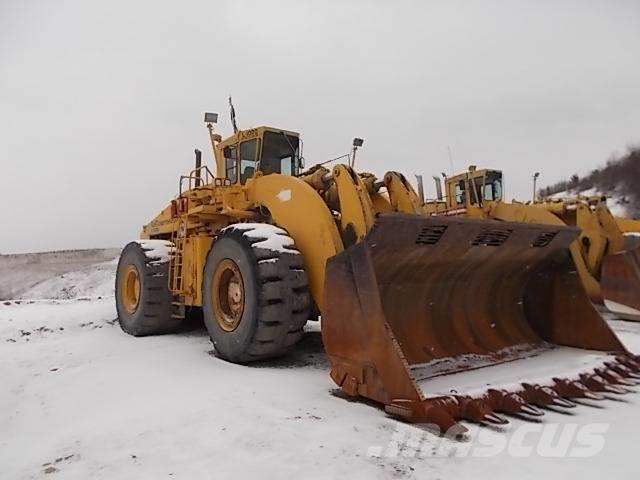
[1,0,639,253]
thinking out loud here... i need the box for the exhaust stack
[194,149,202,187]
[415,174,425,203]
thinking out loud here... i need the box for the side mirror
[298,156,305,170]
[223,146,236,159]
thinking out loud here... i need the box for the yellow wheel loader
[115,112,639,434]
[536,196,640,320]
[610,215,640,313]
[416,167,640,319]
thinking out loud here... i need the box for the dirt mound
[0,249,119,300]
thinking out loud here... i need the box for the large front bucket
[601,235,640,320]
[322,214,637,434]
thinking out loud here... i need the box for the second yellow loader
[415,167,640,320]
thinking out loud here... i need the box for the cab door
[223,145,238,183]
[239,138,259,184]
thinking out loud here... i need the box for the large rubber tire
[202,224,311,362]
[115,241,182,336]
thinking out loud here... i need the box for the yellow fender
[248,174,344,309]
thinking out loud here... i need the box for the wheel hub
[122,264,141,314]
[212,259,245,332]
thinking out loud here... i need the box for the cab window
[483,175,503,201]
[483,183,494,201]
[239,139,258,184]
[455,180,466,205]
[260,131,299,176]
[279,157,292,176]
[223,146,237,183]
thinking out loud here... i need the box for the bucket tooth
[488,389,544,416]
[520,404,545,416]
[605,361,640,380]
[424,406,467,436]
[595,368,638,386]
[628,356,640,369]
[616,356,640,373]
[386,398,468,436]
[551,396,578,408]
[521,383,553,406]
[456,396,511,425]
[579,373,628,394]
[483,412,510,425]
[584,391,607,401]
[457,396,497,424]
[521,383,575,408]
[425,400,468,436]
[553,378,605,400]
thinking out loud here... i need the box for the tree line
[540,146,640,217]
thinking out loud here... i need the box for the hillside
[0,249,120,301]
[541,147,640,217]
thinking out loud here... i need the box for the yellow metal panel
[332,165,375,242]
[616,217,640,234]
[575,204,607,274]
[181,235,214,307]
[538,201,626,273]
[485,201,603,302]
[370,192,393,214]
[595,206,626,253]
[248,174,343,308]
[384,172,423,213]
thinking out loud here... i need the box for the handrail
[178,165,216,196]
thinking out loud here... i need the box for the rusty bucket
[601,235,640,320]
[322,214,636,434]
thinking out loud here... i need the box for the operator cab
[448,167,504,208]
[214,126,302,184]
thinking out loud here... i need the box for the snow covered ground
[1,254,640,479]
